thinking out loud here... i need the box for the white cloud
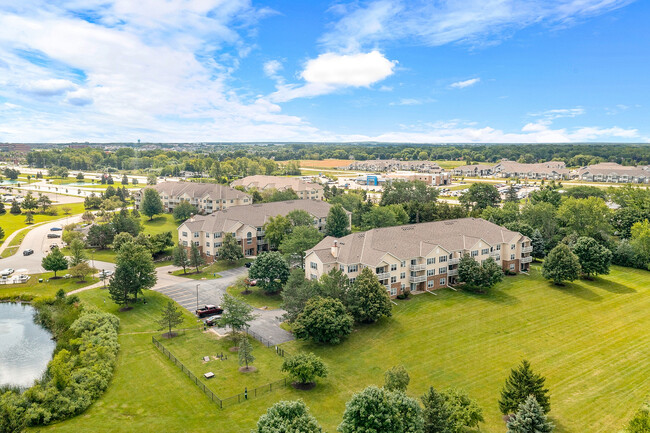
[263,60,283,79]
[268,51,396,102]
[450,78,480,89]
[64,89,93,106]
[531,107,585,119]
[22,79,76,96]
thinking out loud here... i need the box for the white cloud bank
[450,78,480,89]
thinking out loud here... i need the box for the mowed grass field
[32,264,650,433]
[0,202,86,242]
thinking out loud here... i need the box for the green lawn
[0,272,99,300]
[172,258,251,280]
[30,264,650,433]
[0,202,86,244]
[226,284,283,310]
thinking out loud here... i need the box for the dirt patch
[238,366,257,373]
[229,346,239,352]
[291,382,316,390]
[161,332,178,339]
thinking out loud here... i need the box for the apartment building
[231,175,324,201]
[572,162,650,184]
[492,160,569,180]
[344,159,442,173]
[134,182,251,214]
[305,218,531,298]
[453,164,494,177]
[178,200,347,260]
[385,171,452,186]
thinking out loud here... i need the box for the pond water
[0,180,20,184]
[0,303,56,388]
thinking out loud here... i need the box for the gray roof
[308,218,527,266]
[575,162,650,178]
[182,200,336,232]
[231,175,323,192]
[494,160,569,175]
[138,181,250,201]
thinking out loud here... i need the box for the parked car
[98,270,114,278]
[244,262,252,268]
[22,249,34,256]
[50,227,63,231]
[195,305,223,318]
[0,268,15,277]
[204,315,222,327]
[47,233,61,238]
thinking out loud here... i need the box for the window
[349,277,356,284]
[206,242,210,247]
[400,272,406,279]
[438,267,447,274]
[481,248,489,255]
[340,265,345,272]
[428,280,434,288]
[496,244,501,251]
[410,283,417,291]
[390,287,397,296]
[205,233,211,238]
[310,274,318,280]
[391,276,397,283]
[182,241,188,246]
[194,232,199,238]
[310,262,318,270]
[427,269,435,276]
[511,254,515,260]
[471,250,478,257]
[439,255,447,263]
[439,278,446,285]
[427,257,436,265]
[206,251,211,256]
[511,244,516,250]
[348,264,358,273]
[411,259,417,265]
[182,232,187,237]
[401,261,406,268]
[390,264,397,271]
[214,232,221,238]
[215,242,222,248]
[194,241,199,246]
[509,264,515,271]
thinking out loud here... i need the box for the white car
[0,268,15,277]
[98,270,114,278]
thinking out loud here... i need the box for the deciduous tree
[68,239,87,267]
[281,353,328,387]
[384,365,410,392]
[189,242,205,272]
[459,183,500,211]
[346,267,392,323]
[157,301,184,338]
[279,226,323,268]
[42,248,68,278]
[219,232,244,263]
[249,251,290,294]
[172,200,197,222]
[220,294,256,336]
[440,388,484,433]
[141,188,163,220]
[172,243,190,274]
[541,244,581,285]
[254,400,322,433]
[109,242,156,306]
[293,297,353,344]
[572,236,612,278]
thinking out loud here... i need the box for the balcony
[409,275,427,283]
[376,272,391,280]
[447,269,459,276]
[522,246,533,253]
[490,253,501,260]
[520,256,533,263]
[410,264,426,271]
[449,257,460,265]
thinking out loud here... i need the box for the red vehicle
[244,278,257,286]
[195,305,223,318]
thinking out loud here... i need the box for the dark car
[50,227,63,231]
[244,262,252,268]
[22,249,34,256]
[195,305,223,318]
[47,233,61,238]
[204,315,222,327]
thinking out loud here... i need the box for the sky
[0,0,648,143]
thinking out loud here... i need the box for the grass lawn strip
[0,272,99,300]
[226,285,283,310]
[171,258,252,280]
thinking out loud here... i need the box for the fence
[152,335,290,409]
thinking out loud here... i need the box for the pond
[0,303,56,388]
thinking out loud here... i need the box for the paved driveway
[154,266,294,345]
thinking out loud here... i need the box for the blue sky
[0,0,648,143]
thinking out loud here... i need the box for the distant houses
[573,162,650,184]
[343,159,442,173]
[231,175,324,201]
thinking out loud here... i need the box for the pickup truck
[195,305,223,318]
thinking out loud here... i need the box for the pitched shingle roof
[231,175,323,192]
[139,181,250,201]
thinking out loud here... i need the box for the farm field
[32,264,650,433]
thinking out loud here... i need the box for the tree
[172,200,197,222]
[9,200,21,214]
[87,223,115,249]
[627,403,650,433]
[281,269,321,322]
[37,194,52,213]
[149,232,174,256]
[325,204,351,237]
[220,294,256,336]
[121,175,129,185]
[338,386,424,433]
[0,201,5,215]
[112,232,134,252]
[172,243,191,274]
[156,301,184,338]
[440,388,484,433]
[219,232,243,263]
[189,242,205,272]
[84,193,102,210]
[147,173,158,185]
[572,236,612,278]
[24,211,34,224]
[294,297,353,344]
[70,262,95,282]
[141,188,163,220]
[279,226,323,268]
[0,227,4,240]
[347,267,392,323]
[421,387,454,433]
[362,206,399,229]
[109,242,157,306]
[264,215,292,249]
[0,389,26,433]
[542,244,581,285]
[249,251,290,294]
[506,395,554,433]
[630,220,650,267]
[255,400,322,433]
[529,185,562,207]
[76,172,84,181]
[21,192,37,211]
[459,183,500,211]
[282,353,328,387]
[530,229,546,259]
[499,360,551,415]
[111,211,141,236]
[384,365,410,392]
[557,197,611,240]
[238,335,255,370]
[3,167,19,179]
[287,209,313,227]
[318,268,350,304]
[68,238,87,267]
[504,185,519,203]
[42,248,68,278]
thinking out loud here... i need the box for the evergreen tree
[172,243,191,274]
[325,204,351,237]
[42,248,69,277]
[530,229,546,259]
[347,267,392,323]
[421,387,453,433]
[499,360,551,415]
[542,244,581,285]
[21,192,37,211]
[0,201,5,214]
[10,200,21,214]
[24,211,34,224]
[505,185,519,203]
[157,301,184,338]
[141,188,163,220]
[189,242,205,272]
[121,175,129,185]
[219,232,244,263]
[572,236,612,278]
[68,238,87,267]
[506,395,554,433]
[238,335,255,370]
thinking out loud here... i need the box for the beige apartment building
[305,218,531,298]
[572,162,650,183]
[231,175,324,201]
[178,200,346,260]
[134,182,251,214]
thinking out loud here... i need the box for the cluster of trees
[41,236,96,281]
[8,192,57,217]
[262,211,324,267]
[0,293,119,431]
[284,267,392,345]
[108,241,157,307]
[83,186,130,211]
[3,167,20,179]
